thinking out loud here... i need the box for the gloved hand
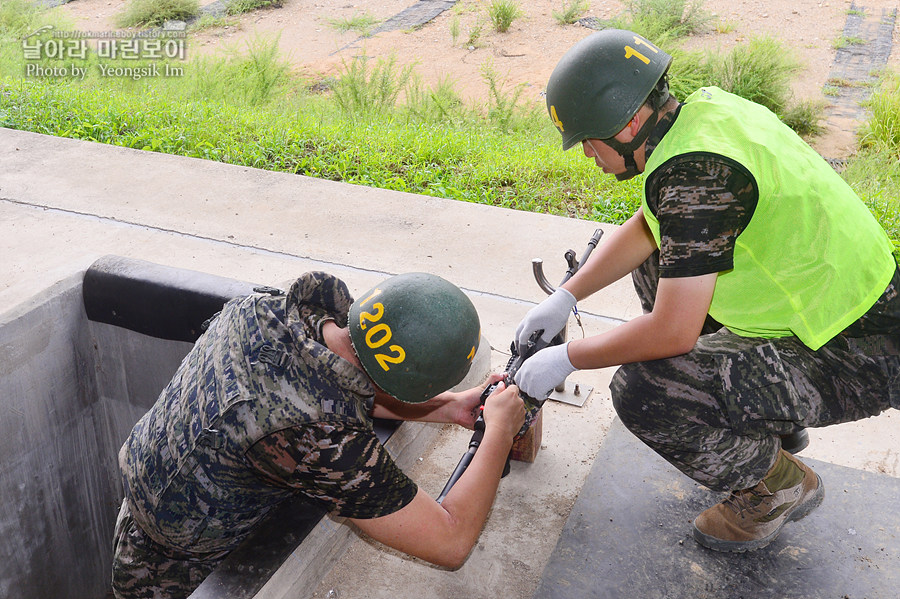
[514,343,576,402]
[515,287,576,350]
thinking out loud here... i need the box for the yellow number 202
[358,292,407,371]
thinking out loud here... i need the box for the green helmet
[349,273,480,404]
[546,29,672,151]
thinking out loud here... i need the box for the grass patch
[466,22,485,48]
[0,0,49,34]
[857,72,900,157]
[0,0,71,39]
[0,81,626,222]
[331,53,415,115]
[842,72,900,254]
[833,35,867,49]
[184,37,291,106]
[449,14,461,44]
[328,12,380,36]
[704,36,800,115]
[487,0,523,33]
[552,0,590,26]
[0,0,630,222]
[780,99,825,138]
[225,0,281,16]
[843,153,900,254]
[189,14,237,31]
[608,0,712,44]
[714,19,736,34]
[115,0,200,28]
[480,60,535,132]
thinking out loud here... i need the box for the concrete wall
[0,273,192,599]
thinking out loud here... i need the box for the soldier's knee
[610,363,646,427]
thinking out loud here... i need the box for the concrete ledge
[0,127,641,323]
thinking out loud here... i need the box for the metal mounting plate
[548,380,593,407]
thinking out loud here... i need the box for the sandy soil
[57,0,900,156]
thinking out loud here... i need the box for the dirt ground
[59,0,900,159]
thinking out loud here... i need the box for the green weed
[404,74,465,124]
[0,0,46,37]
[780,99,825,138]
[449,15,461,45]
[841,72,900,254]
[714,19,736,33]
[188,14,235,31]
[704,36,800,116]
[843,154,900,254]
[480,60,530,132]
[466,22,484,48]
[332,53,414,115]
[833,35,867,49]
[0,0,72,40]
[182,36,291,106]
[115,0,200,28]
[858,72,900,157]
[487,0,523,33]
[618,0,712,43]
[225,0,281,16]
[552,0,590,25]
[328,12,379,36]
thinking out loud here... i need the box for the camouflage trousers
[111,500,229,599]
[611,252,900,492]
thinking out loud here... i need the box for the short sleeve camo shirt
[244,274,417,520]
[643,105,759,278]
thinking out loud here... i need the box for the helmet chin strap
[602,109,660,181]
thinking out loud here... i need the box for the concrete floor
[1,127,897,598]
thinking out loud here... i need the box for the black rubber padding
[83,255,258,342]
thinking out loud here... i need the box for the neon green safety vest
[642,87,895,350]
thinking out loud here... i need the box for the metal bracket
[532,229,604,409]
[548,380,593,407]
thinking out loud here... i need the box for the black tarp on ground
[535,418,900,599]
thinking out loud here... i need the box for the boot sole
[692,474,825,553]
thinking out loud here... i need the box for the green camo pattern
[112,500,227,599]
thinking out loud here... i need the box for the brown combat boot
[692,449,824,552]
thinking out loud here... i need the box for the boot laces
[723,485,771,515]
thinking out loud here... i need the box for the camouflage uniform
[112,272,417,599]
[612,246,900,494]
[608,108,900,492]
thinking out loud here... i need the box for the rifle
[436,228,603,503]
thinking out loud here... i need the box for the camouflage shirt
[644,104,759,278]
[244,273,417,520]
[120,272,416,554]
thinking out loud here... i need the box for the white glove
[514,343,576,401]
[515,287,576,350]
